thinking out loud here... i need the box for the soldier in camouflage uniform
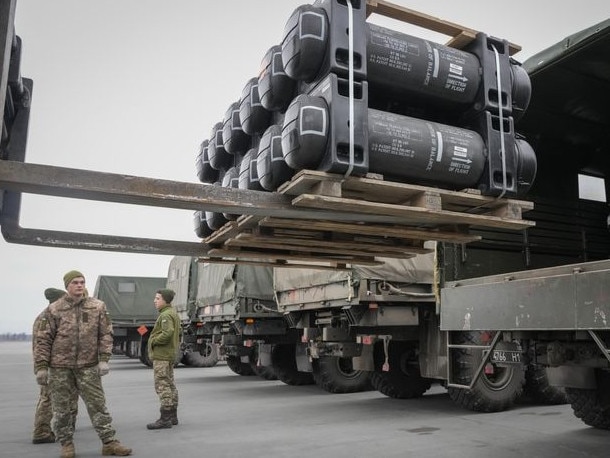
[33,270,132,458]
[32,287,66,444]
[146,289,181,430]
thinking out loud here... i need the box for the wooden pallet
[199,170,534,269]
[365,0,521,55]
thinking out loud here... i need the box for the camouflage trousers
[33,385,53,438]
[33,384,78,439]
[49,366,115,445]
[152,360,179,408]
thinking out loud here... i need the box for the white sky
[2,0,609,333]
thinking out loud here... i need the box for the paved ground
[1,341,609,457]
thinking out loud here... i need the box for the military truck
[93,275,166,366]
[2,0,610,429]
[165,256,219,368]
[192,260,284,380]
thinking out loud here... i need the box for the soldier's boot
[60,442,75,458]
[146,407,173,430]
[32,431,55,444]
[170,406,178,426]
[101,440,132,456]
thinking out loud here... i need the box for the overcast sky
[3,0,609,333]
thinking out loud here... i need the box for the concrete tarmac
[1,341,609,458]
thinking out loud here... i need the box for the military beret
[157,288,175,304]
[63,270,85,288]
[44,288,65,303]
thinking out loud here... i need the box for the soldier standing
[33,270,132,457]
[32,287,66,444]
[146,289,181,430]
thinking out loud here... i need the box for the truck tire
[251,364,278,380]
[566,369,610,429]
[226,355,256,376]
[249,347,277,380]
[371,341,431,399]
[524,364,568,405]
[139,339,153,368]
[182,343,219,368]
[271,344,314,386]
[312,356,371,393]
[447,331,525,412]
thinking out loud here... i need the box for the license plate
[489,350,522,364]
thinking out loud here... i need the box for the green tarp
[274,248,436,298]
[93,275,166,322]
[166,256,198,318]
[195,263,275,306]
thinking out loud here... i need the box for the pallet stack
[193,0,536,268]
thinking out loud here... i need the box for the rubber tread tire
[524,364,568,405]
[226,355,256,376]
[447,332,524,413]
[271,344,314,386]
[312,356,371,393]
[371,341,431,399]
[566,370,610,430]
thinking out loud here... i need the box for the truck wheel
[182,343,219,368]
[371,341,431,399]
[249,348,277,380]
[312,356,371,393]
[271,344,314,386]
[139,339,153,368]
[566,369,610,429]
[252,364,278,380]
[226,355,256,376]
[125,341,134,358]
[448,331,524,412]
[524,364,567,405]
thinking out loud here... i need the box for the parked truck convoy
[93,275,166,366]
[2,0,610,430]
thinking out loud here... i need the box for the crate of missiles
[193,0,536,268]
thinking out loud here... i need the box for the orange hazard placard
[137,325,149,336]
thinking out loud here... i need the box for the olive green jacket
[148,305,180,362]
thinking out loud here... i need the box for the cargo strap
[344,0,355,179]
[492,44,508,200]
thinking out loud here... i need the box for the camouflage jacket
[33,296,113,372]
[32,308,48,374]
[148,305,180,362]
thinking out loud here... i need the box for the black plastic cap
[281,94,329,171]
[259,45,297,111]
[281,5,328,82]
[222,102,250,154]
[257,124,294,191]
[208,122,233,170]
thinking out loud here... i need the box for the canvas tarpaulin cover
[93,275,166,322]
[196,263,275,306]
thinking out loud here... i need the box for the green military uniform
[147,289,181,429]
[32,287,76,444]
[148,304,181,408]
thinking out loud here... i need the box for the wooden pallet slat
[365,0,521,55]
[292,193,534,230]
[224,233,428,258]
[205,248,383,267]
[258,217,481,244]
